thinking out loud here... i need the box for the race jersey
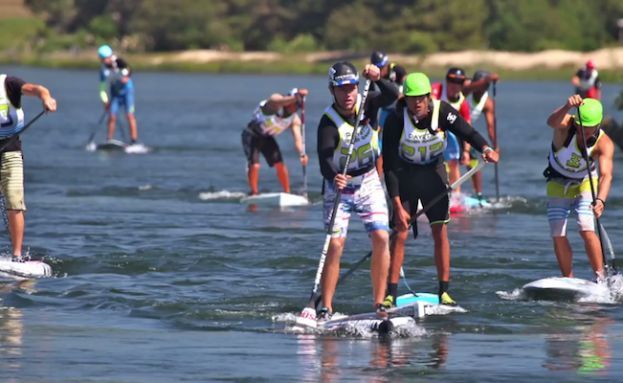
[0,74,25,139]
[323,104,380,174]
[249,100,296,137]
[398,99,446,165]
[547,128,604,180]
[383,99,489,198]
[470,91,488,123]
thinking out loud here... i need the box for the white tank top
[0,74,25,138]
[548,129,603,180]
[251,100,295,136]
[470,92,488,123]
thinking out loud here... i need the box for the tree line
[23,0,623,53]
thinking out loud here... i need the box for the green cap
[575,98,603,127]
[403,72,431,97]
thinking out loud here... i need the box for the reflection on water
[543,315,612,376]
[1,279,38,373]
[296,333,449,382]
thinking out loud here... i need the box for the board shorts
[444,131,460,161]
[110,90,136,115]
[393,159,450,238]
[323,168,389,238]
[546,178,596,236]
[241,126,283,167]
[0,151,26,211]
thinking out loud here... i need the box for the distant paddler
[571,60,601,100]
[0,72,57,262]
[382,72,499,306]
[462,70,500,201]
[241,88,309,196]
[98,44,141,144]
[544,96,613,281]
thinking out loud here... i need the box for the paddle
[0,110,46,153]
[314,160,487,308]
[86,109,107,147]
[576,106,610,275]
[300,79,371,320]
[598,222,618,274]
[492,81,500,201]
[300,96,308,198]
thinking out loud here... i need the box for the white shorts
[323,169,389,238]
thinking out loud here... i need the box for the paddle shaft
[316,160,486,307]
[300,96,308,197]
[492,82,500,201]
[305,80,371,308]
[87,109,107,144]
[576,106,609,274]
[0,110,46,153]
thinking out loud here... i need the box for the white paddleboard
[0,258,52,279]
[291,310,415,336]
[240,192,309,207]
[93,139,151,154]
[522,277,609,301]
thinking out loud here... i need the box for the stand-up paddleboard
[88,139,151,154]
[0,257,52,279]
[522,277,609,301]
[240,192,309,207]
[450,193,492,214]
[291,310,416,336]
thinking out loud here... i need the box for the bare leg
[471,170,483,196]
[370,230,390,306]
[431,223,450,281]
[274,162,290,193]
[247,163,260,195]
[107,114,117,141]
[389,229,409,285]
[552,236,573,277]
[127,113,138,142]
[320,237,346,312]
[579,230,604,276]
[448,160,461,193]
[7,210,24,257]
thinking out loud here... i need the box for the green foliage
[12,0,623,53]
[0,17,45,51]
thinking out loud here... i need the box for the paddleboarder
[98,44,140,144]
[544,96,613,281]
[382,72,498,306]
[241,88,309,196]
[0,73,57,262]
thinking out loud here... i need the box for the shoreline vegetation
[2,47,623,81]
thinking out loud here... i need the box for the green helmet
[403,72,431,97]
[575,98,603,127]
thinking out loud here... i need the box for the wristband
[482,147,494,154]
[595,197,606,207]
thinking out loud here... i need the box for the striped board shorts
[546,179,595,236]
[0,151,26,211]
[323,168,389,238]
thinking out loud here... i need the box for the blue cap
[98,45,113,59]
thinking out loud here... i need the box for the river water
[1,65,622,382]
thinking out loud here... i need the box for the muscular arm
[21,83,57,112]
[263,93,299,113]
[382,107,403,198]
[484,98,496,147]
[595,135,614,202]
[317,115,340,181]
[289,113,305,155]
